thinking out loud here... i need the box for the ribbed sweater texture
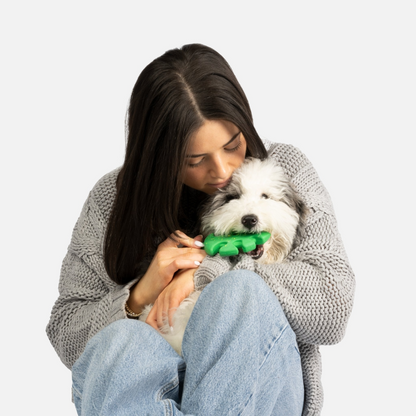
[46,142,355,416]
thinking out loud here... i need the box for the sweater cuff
[109,278,140,324]
[194,254,233,291]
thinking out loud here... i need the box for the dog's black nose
[241,215,258,229]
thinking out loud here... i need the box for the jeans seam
[259,323,289,371]
[163,399,173,416]
[238,324,291,415]
[160,377,180,416]
[157,376,180,401]
[72,384,81,400]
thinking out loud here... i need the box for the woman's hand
[145,267,196,330]
[127,231,206,314]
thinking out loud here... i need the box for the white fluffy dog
[200,157,307,263]
[140,157,307,355]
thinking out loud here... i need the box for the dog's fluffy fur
[200,157,307,263]
[139,291,200,355]
[140,157,307,355]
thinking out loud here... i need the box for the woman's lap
[72,270,304,416]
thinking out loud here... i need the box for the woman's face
[183,119,247,194]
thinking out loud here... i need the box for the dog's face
[200,158,307,263]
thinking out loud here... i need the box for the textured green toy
[204,232,271,256]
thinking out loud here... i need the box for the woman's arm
[194,143,355,346]
[47,188,205,368]
[233,213,355,346]
[46,194,133,369]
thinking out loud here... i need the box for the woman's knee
[205,270,279,308]
[74,319,173,371]
[208,269,267,295]
[73,320,141,371]
[89,319,147,352]
[198,270,290,334]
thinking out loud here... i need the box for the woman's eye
[225,139,242,153]
[188,158,204,168]
[261,194,269,199]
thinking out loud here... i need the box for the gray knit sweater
[46,142,355,416]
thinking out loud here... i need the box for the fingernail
[194,241,204,247]
[194,260,201,266]
[170,326,174,332]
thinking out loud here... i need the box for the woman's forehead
[188,120,240,154]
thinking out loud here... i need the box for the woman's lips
[207,178,231,189]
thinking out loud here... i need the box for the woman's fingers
[167,296,182,328]
[145,302,159,330]
[132,231,205,316]
[146,294,170,330]
[144,290,174,330]
[147,291,177,330]
[155,231,206,283]
[155,246,206,279]
[157,292,181,329]
[157,246,205,264]
[159,231,205,249]
[162,256,202,278]
[157,293,169,329]
[146,268,196,331]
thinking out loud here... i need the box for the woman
[47,44,355,415]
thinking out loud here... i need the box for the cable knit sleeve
[46,171,136,369]
[194,143,355,346]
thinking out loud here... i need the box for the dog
[140,157,308,355]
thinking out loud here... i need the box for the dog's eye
[261,194,269,199]
[225,194,240,203]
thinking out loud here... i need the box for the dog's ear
[197,192,220,237]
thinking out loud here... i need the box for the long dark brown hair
[105,44,268,285]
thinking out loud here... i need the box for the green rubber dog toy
[204,232,271,256]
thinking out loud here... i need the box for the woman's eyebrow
[186,131,241,158]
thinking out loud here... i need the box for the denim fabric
[72,271,304,415]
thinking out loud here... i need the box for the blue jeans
[72,271,304,415]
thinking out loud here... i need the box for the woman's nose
[210,156,229,179]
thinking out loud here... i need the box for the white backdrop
[1,1,415,414]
